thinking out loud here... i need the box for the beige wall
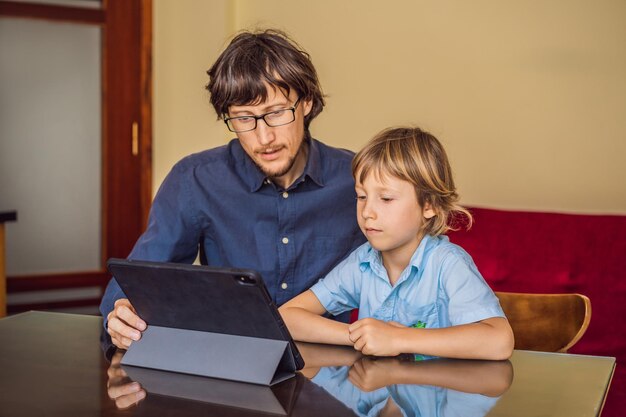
[155,0,626,214]
[153,0,233,189]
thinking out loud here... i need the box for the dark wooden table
[0,311,615,417]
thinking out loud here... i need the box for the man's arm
[348,316,514,360]
[279,290,353,346]
[99,162,201,349]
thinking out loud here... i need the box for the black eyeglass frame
[223,98,301,133]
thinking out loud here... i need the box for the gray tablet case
[107,258,305,386]
[122,363,301,415]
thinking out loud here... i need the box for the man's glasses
[224,98,301,133]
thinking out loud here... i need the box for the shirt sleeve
[439,246,505,326]
[127,162,202,263]
[310,248,363,316]
[99,161,202,325]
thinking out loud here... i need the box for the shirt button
[282,237,289,244]
[281,282,288,290]
[282,192,289,199]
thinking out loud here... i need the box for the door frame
[0,0,152,313]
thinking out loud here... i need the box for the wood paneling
[8,271,108,292]
[103,0,145,260]
[0,224,6,317]
[0,212,17,317]
[0,0,105,24]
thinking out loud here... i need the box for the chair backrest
[495,292,591,353]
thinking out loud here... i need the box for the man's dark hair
[206,29,325,130]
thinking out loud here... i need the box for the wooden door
[0,0,152,314]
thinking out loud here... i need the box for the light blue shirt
[312,366,500,417]
[310,234,504,329]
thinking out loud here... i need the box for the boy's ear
[423,202,436,219]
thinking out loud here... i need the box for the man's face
[228,85,312,188]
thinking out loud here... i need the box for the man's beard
[255,139,307,179]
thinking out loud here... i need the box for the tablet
[107,258,305,376]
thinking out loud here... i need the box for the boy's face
[355,170,435,262]
[228,84,312,189]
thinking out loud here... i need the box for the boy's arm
[297,342,363,379]
[349,356,513,396]
[279,290,353,346]
[297,342,363,368]
[349,316,514,360]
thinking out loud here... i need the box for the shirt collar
[231,135,325,193]
[358,234,443,276]
[302,137,325,188]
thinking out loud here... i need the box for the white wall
[0,18,101,275]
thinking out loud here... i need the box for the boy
[280,127,514,360]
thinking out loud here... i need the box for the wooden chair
[495,291,592,353]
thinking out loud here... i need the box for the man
[100,29,366,350]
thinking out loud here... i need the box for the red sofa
[448,207,625,416]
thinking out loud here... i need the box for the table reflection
[107,340,513,416]
[299,343,513,417]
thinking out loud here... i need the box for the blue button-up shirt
[100,138,366,319]
[311,235,504,329]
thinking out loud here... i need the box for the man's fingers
[107,365,128,380]
[113,336,133,350]
[110,351,125,366]
[113,298,147,331]
[108,328,133,350]
[114,390,146,410]
[116,304,147,332]
[107,381,141,399]
[114,297,135,312]
[108,317,141,342]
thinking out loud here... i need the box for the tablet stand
[121,325,297,386]
[122,363,300,415]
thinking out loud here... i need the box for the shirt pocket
[395,301,439,329]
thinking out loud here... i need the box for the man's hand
[106,351,146,409]
[348,318,406,356]
[106,298,147,350]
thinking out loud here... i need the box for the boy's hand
[348,318,406,356]
[348,357,404,391]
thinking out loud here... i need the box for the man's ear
[302,99,313,117]
[423,202,436,219]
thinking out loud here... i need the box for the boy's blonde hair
[352,126,472,236]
